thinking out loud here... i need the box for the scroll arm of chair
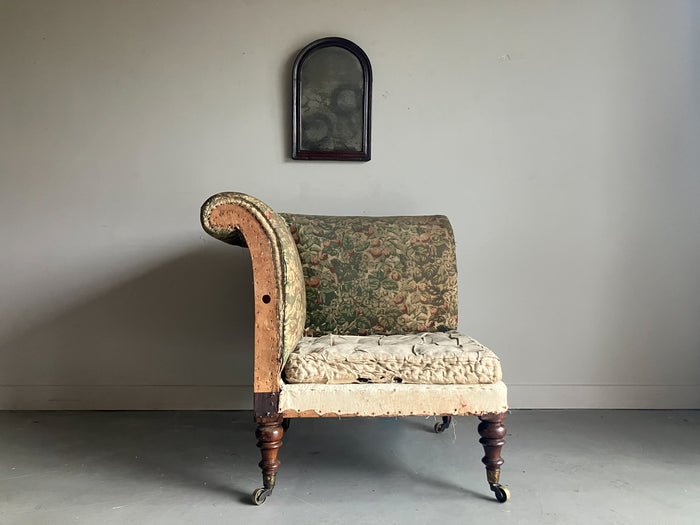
[200,192,306,401]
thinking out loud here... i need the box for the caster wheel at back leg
[434,416,452,433]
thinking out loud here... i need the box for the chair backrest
[281,213,458,337]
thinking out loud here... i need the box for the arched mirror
[292,37,372,161]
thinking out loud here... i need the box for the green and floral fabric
[275,218,306,367]
[280,214,458,336]
[201,193,306,368]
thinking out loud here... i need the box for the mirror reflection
[300,46,364,152]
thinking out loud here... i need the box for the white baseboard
[508,384,700,409]
[0,385,253,410]
[1,384,698,410]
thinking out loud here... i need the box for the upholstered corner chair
[200,192,510,505]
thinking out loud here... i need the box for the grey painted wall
[1,0,698,409]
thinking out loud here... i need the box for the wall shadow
[0,245,256,408]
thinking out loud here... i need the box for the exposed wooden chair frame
[201,193,509,505]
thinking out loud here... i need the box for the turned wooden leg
[478,412,510,502]
[252,417,284,505]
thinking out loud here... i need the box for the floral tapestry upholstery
[280,213,458,336]
[201,193,306,368]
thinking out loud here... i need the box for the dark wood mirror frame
[292,37,372,161]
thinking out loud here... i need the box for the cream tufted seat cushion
[283,331,502,385]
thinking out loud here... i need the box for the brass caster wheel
[491,484,510,503]
[252,487,272,506]
[434,416,451,433]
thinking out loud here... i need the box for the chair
[200,192,510,505]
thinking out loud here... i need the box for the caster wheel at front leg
[491,484,510,503]
[252,487,272,506]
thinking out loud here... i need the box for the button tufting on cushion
[283,331,502,385]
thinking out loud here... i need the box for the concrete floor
[0,410,698,525]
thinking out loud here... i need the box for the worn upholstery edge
[279,381,508,417]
